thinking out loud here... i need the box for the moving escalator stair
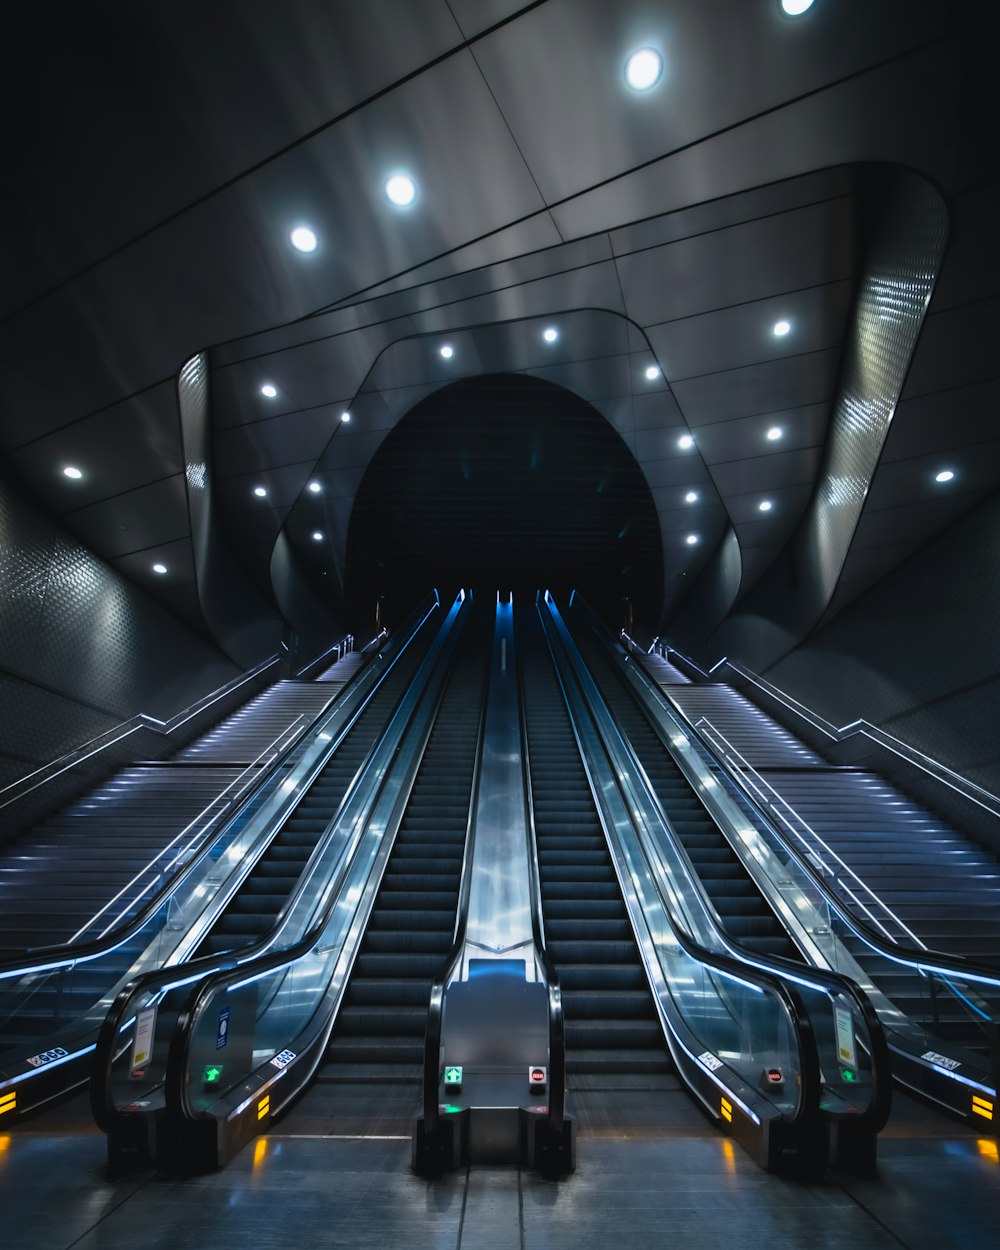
[313,605,491,1110]
[570,619,800,962]
[195,623,441,957]
[518,609,671,1086]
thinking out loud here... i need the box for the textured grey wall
[0,472,239,790]
[765,489,1000,795]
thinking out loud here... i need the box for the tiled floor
[3,1094,998,1250]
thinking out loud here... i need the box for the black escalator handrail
[515,613,566,1137]
[554,597,891,1134]
[0,593,440,985]
[91,593,455,1132]
[588,601,1000,998]
[421,617,492,1133]
[537,597,826,1138]
[164,597,469,1127]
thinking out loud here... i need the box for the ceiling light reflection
[385,174,416,206]
[625,48,663,91]
[289,226,318,253]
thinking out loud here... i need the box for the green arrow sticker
[203,1064,223,1084]
[444,1066,463,1085]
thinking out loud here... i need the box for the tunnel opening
[345,373,662,634]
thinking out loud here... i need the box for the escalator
[195,622,440,957]
[567,617,799,963]
[518,608,670,1083]
[92,593,488,1165]
[319,603,489,1093]
[605,630,1000,1123]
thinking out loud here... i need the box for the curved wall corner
[664,526,742,659]
[703,168,949,673]
[178,354,283,668]
[270,529,345,666]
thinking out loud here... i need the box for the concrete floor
[3,1090,998,1250]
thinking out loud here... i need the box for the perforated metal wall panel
[698,170,948,670]
[791,171,947,624]
[0,473,238,790]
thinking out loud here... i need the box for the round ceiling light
[253,486,268,498]
[625,48,663,91]
[759,500,773,512]
[340,411,351,423]
[678,434,694,450]
[685,534,700,545]
[935,469,955,483]
[685,490,699,504]
[766,426,783,441]
[290,225,318,253]
[152,563,168,575]
[260,383,277,398]
[385,174,417,206]
[308,481,322,493]
[543,327,559,343]
[645,365,661,381]
[773,319,791,337]
[780,0,815,15]
[440,344,455,360]
[62,465,83,479]
[311,531,324,542]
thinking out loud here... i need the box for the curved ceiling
[2,1,999,655]
[339,373,663,628]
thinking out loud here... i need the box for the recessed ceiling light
[645,365,661,381]
[625,48,663,91]
[62,465,83,479]
[935,469,955,483]
[260,383,277,398]
[311,531,324,542]
[440,344,454,359]
[766,426,783,441]
[543,327,559,343]
[385,173,416,206]
[759,500,773,512]
[773,319,791,337]
[253,486,268,498]
[308,481,322,493]
[686,534,699,545]
[678,434,694,450]
[290,225,318,253]
[780,0,815,15]
[152,563,168,575]
[340,411,351,423]
[685,490,699,504]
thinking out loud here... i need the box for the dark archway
[345,373,662,633]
